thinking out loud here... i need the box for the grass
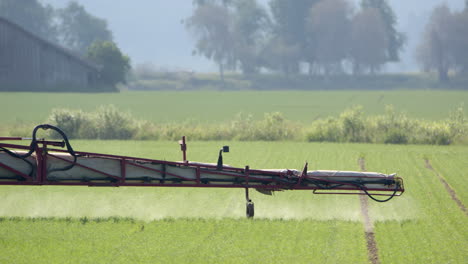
[0,218,367,264]
[0,140,467,263]
[1,89,467,263]
[1,90,467,126]
[361,144,468,264]
[425,149,468,204]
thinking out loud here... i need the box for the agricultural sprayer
[0,125,404,218]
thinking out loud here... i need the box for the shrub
[231,113,256,141]
[4,123,31,138]
[43,105,465,145]
[415,123,451,145]
[447,104,467,143]
[260,112,295,140]
[305,105,464,145]
[305,118,342,142]
[47,108,93,139]
[47,105,136,140]
[384,129,408,144]
[95,105,135,139]
[306,106,370,143]
[339,106,368,142]
[133,121,159,140]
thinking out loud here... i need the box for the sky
[42,0,464,72]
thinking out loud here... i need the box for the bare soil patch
[358,157,380,264]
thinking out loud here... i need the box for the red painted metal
[36,144,45,183]
[120,159,126,183]
[196,167,201,184]
[245,166,250,186]
[0,137,24,140]
[0,137,404,198]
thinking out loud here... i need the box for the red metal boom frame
[0,138,404,200]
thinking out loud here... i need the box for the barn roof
[0,16,100,71]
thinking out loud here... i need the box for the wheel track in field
[424,158,467,216]
[358,157,380,264]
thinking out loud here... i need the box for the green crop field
[1,90,467,125]
[0,140,467,263]
[0,90,467,263]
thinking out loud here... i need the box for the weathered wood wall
[0,17,99,91]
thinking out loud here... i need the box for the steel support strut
[245,188,254,218]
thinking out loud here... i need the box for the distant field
[0,141,466,263]
[1,90,466,125]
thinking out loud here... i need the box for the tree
[0,0,57,41]
[231,0,269,75]
[449,11,468,73]
[416,5,454,82]
[306,0,351,75]
[192,0,233,6]
[269,0,317,45]
[261,35,301,76]
[361,0,404,62]
[269,0,318,74]
[350,8,388,74]
[58,1,113,54]
[186,2,235,83]
[87,41,130,88]
[417,5,468,81]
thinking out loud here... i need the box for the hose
[0,146,35,177]
[304,177,400,202]
[0,124,78,176]
[359,182,400,202]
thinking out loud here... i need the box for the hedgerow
[44,105,466,145]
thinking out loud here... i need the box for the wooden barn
[0,17,100,91]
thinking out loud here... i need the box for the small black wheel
[246,201,254,218]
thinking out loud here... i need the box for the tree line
[417,3,468,82]
[0,0,129,88]
[186,0,468,83]
[1,0,467,86]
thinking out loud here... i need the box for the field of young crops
[1,90,467,125]
[0,140,466,263]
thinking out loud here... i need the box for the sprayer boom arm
[0,125,404,204]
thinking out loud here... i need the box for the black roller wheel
[246,201,254,218]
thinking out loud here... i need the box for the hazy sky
[44,0,210,71]
[43,0,464,72]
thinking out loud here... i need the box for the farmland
[0,140,467,263]
[1,90,467,125]
[0,90,467,263]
